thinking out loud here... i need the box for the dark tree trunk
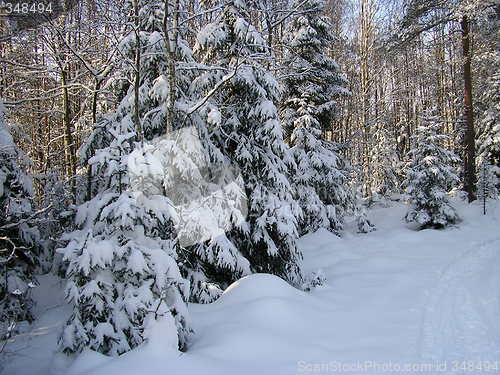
[61,67,77,202]
[460,15,476,203]
[86,79,102,201]
[133,0,143,142]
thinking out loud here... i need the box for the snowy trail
[3,200,500,375]
[300,201,500,373]
[420,237,500,364]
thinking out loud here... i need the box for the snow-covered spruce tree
[280,0,350,138]
[193,0,304,286]
[0,103,40,339]
[135,124,251,304]
[59,1,193,355]
[352,184,375,234]
[474,3,499,183]
[476,72,499,184]
[279,0,351,236]
[59,118,192,356]
[404,118,460,229]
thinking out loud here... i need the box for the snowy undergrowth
[2,199,499,375]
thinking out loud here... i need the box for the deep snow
[2,199,499,375]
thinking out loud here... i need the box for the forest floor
[2,199,500,375]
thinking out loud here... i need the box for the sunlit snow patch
[128,125,248,247]
[218,273,306,305]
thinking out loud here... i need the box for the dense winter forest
[0,0,499,373]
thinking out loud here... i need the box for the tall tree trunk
[86,79,102,201]
[461,15,476,202]
[358,0,377,198]
[134,0,143,142]
[61,67,77,201]
[164,0,179,135]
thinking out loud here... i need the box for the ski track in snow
[2,199,499,375]
[419,237,500,364]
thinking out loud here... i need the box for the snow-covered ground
[2,199,499,375]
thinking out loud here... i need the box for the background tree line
[1,0,498,206]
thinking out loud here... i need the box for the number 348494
[1,1,53,14]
